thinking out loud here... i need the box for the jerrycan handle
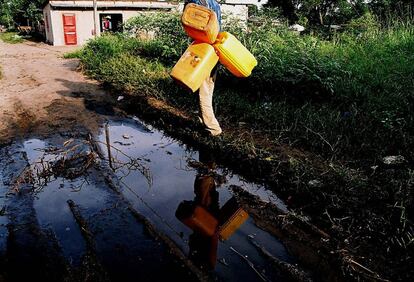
[215,35,226,45]
[191,55,201,67]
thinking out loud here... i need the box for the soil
[0,41,203,281]
[0,40,114,144]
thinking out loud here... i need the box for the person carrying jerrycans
[184,0,222,137]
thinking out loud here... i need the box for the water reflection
[98,117,295,281]
[176,149,249,270]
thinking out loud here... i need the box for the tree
[369,0,413,19]
[265,0,412,26]
[265,0,298,23]
[0,0,44,27]
[295,0,367,25]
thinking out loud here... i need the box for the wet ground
[0,40,317,281]
[0,114,304,281]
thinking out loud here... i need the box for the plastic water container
[170,42,219,92]
[181,3,219,44]
[213,32,258,77]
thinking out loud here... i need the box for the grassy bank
[0,32,23,44]
[78,13,414,164]
[73,12,414,280]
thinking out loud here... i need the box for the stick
[229,246,268,281]
[249,238,313,282]
[104,122,114,171]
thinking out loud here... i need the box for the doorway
[62,14,77,45]
[100,14,123,33]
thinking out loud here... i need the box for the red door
[62,14,77,45]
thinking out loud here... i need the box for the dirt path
[0,40,111,143]
[0,41,206,281]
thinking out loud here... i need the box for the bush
[0,31,23,43]
[124,12,189,64]
[77,12,414,163]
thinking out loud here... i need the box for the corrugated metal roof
[46,0,178,9]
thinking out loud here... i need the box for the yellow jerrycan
[213,32,258,77]
[171,42,219,92]
[181,3,219,44]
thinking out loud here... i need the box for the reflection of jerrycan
[170,42,219,92]
[176,201,219,237]
[181,3,219,44]
[218,197,249,240]
[213,32,257,78]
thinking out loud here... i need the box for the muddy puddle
[0,116,298,281]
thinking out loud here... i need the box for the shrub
[0,32,23,43]
[124,12,189,64]
[77,12,414,162]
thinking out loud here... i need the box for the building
[42,0,265,46]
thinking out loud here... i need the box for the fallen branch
[229,246,268,281]
[248,237,313,282]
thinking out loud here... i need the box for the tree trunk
[318,7,324,25]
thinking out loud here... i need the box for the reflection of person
[187,150,220,269]
[185,0,222,136]
[176,149,248,270]
[175,150,220,269]
[189,171,220,270]
[102,16,112,32]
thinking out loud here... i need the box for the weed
[0,32,23,43]
[63,49,83,59]
[77,12,414,164]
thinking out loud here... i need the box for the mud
[0,40,115,144]
[0,40,394,281]
[117,88,401,282]
[0,41,303,281]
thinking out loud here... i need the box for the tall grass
[77,12,414,163]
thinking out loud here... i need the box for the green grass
[63,49,83,59]
[76,13,414,165]
[72,13,414,281]
[0,32,24,43]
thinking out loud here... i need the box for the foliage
[76,12,414,164]
[123,12,189,64]
[63,49,83,59]
[266,0,413,26]
[0,31,24,43]
[0,0,44,27]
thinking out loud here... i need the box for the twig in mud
[10,139,97,193]
[339,251,391,282]
[248,237,313,282]
[67,199,111,281]
[229,246,268,281]
[95,140,153,187]
[118,178,186,243]
[104,123,114,171]
[304,126,336,152]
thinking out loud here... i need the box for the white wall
[43,4,54,44]
[50,9,92,46]
[46,1,258,46]
[221,4,249,23]
[49,9,149,46]
[176,2,250,25]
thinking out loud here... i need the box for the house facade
[42,0,265,46]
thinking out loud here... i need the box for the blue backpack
[185,0,222,30]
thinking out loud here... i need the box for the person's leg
[198,72,222,136]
